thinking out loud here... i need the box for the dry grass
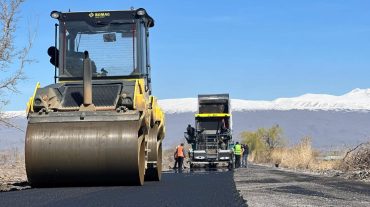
[0,147,23,165]
[0,148,27,188]
[162,148,175,171]
[251,137,341,172]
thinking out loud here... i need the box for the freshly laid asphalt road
[3,165,370,207]
[0,171,246,207]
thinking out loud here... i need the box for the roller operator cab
[25,8,165,186]
[185,94,234,168]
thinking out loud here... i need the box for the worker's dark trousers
[173,157,178,169]
[177,157,184,172]
[242,154,248,168]
[235,155,241,168]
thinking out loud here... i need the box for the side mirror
[103,33,116,42]
[47,46,59,67]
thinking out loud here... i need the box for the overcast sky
[4,0,370,110]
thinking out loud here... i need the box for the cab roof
[53,8,154,27]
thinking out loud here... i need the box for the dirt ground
[0,152,28,191]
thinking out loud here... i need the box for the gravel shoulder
[234,164,370,207]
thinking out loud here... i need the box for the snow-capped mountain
[1,88,370,151]
[0,111,26,118]
[159,88,370,114]
[3,88,370,116]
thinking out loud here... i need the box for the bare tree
[263,124,284,149]
[0,0,33,128]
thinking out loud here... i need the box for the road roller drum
[26,120,145,186]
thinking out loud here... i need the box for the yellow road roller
[25,8,165,186]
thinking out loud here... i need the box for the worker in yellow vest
[233,142,242,168]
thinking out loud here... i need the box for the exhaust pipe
[79,51,95,111]
[83,51,92,105]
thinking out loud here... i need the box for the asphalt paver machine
[185,94,233,168]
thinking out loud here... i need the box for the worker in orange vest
[175,143,186,172]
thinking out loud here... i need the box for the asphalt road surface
[235,164,370,207]
[0,171,246,207]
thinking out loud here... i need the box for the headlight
[136,9,146,16]
[34,98,42,105]
[50,11,61,19]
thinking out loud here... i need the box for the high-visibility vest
[177,146,184,157]
[234,144,242,155]
[174,146,179,158]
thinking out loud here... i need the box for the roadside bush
[241,125,285,163]
[241,127,341,171]
[341,142,370,171]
